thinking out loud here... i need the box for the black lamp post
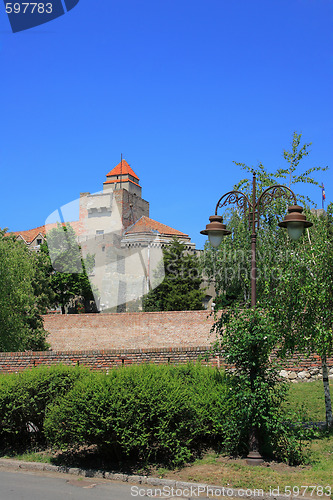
[200,172,313,463]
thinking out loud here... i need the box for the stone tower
[78,159,153,312]
[102,159,149,230]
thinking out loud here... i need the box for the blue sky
[0,0,332,249]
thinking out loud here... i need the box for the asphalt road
[0,469,145,500]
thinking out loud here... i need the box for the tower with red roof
[79,158,150,233]
[10,158,197,313]
[103,158,143,198]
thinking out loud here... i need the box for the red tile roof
[10,217,189,243]
[106,159,139,181]
[9,221,82,243]
[124,216,189,237]
[10,217,189,244]
[10,225,45,243]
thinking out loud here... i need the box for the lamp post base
[246,451,264,466]
[246,426,264,466]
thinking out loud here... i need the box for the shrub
[0,362,311,466]
[0,365,88,448]
[212,307,309,463]
[267,404,318,465]
[44,363,231,466]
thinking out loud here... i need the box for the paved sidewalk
[0,457,317,500]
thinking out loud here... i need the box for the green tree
[143,239,206,311]
[0,229,50,351]
[213,307,289,458]
[202,132,327,308]
[203,132,332,426]
[40,224,96,314]
[263,206,333,428]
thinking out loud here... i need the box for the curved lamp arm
[215,190,252,215]
[256,184,297,214]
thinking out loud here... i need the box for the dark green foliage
[213,307,278,377]
[0,229,51,351]
[203,131,332,433]
[268,406,317,465]
[44,364,231,466]
[143,239,205,311]
[263,205,333,358]
[212,307,311,463]
[219,373,291,459]
[261,204,333,427]
[214,308,282,428]
[223,375,315,465]
[202,131,328,308]
[0,363,311,467]
[0,365,87,448]
[40,224,96,313]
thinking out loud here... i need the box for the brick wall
[0,347,217,373]
[0,311,332,381]
[0,346,332,382]
[43,311,217,351]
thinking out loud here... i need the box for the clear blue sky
[1,0,332,249]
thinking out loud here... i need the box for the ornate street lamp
[201,173,313,307]
[200,172,313,464]
[202,204,311,246]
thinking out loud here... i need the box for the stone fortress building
[12,159,213,312]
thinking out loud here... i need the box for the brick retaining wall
[0,346,332,382]
[0,347,217,373]
[0,312,331,381]
[43,311,217,351]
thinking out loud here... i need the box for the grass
[5,437,332,493]
[285,380,332,422]
[2,450,52,463]
[156,380,333,492]
[159,432,333,492]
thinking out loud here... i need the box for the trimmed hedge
[44,363,232,466]
[0,363,304,466]
[0,364,88,447]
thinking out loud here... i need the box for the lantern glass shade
[278,205,312,240]
[200,215,231,246]
[208,231,224,248]
[287,221,304,241]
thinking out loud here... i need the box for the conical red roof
[106,159,139,180]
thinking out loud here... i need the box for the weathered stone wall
[279,366,332,383]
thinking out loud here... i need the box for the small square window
[37,239,42,245]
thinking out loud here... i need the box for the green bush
[214,368,289,457]
[0,365,88,448]
[267,404,318,465]
[44,363,231,466]
[212,307,311,464]
[0,362,312,466]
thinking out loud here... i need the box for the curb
[0,458,320,500]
